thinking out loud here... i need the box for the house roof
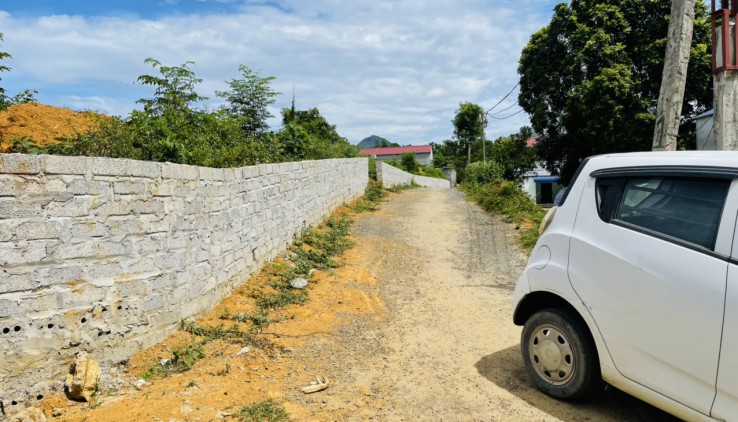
[360,145,433,156]
[526,137,539,147]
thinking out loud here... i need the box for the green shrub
[418,165,446,179]
[401,152,419,173]
[464,161,503,186]
[142,340,205,380]
[465,179,545,251]
[237,399,288,422]
[368,158,377,181]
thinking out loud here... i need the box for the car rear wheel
[521,308,599,399]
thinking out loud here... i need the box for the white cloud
[0,1,556,144]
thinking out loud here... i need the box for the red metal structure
[712,0,738,73]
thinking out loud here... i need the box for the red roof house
[360,145,434,166]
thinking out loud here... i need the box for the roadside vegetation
[0,38,358,166]
[139,181,387,381]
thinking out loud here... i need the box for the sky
[0,0,561,146]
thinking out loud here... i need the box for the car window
[614,177,730,250]
[595,178,623,222]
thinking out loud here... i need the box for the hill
[358,135,399,149]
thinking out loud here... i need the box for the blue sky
[0,0,560,145]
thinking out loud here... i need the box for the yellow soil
[39,203,386,422]
[0,103,105,152]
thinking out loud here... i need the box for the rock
[9,407,47,422]
[135,379,149,390]
[237,346,251,356]
[64,351,101,402]
[290,277,308,289]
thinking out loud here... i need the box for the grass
[463,179,546,251]
[386,180,420,192]
[181,320,261,346]
[137,180,396,381]
[237,399,288,422]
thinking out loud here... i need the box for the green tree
[452,102,485,166]
[400,152,419,173]
[0,33,11,109]
[276,107,359,160]
[519,0,712,184]
[137,58,206,117]
[489,133,539,180]
[217,65,280,138]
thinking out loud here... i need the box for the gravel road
[294,187,678,421]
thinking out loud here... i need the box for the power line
[484,47,546,114]
[484,83,519,114]
[487,108,525,120]
[488,99,519,116]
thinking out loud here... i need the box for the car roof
[587,151,738,169]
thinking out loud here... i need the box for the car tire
[521,308,599,399]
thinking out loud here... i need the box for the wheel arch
[514,291,586,329]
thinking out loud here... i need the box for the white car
[512,151,738,422]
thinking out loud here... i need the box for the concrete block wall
[413,174,451,189]
[0,154,368,407]
[376,162,450,188]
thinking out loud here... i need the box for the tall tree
[217,65,280,138]
[0,33,11,108]
[136,58,206,117]
[452,102,485,166]
[276,107,358,160]
[519,0,712,183]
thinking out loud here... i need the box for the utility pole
[652,0,697,151]
[481,111,487,163]
[712,0,738,150]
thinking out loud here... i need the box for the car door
[567,171,734,415]
[711,202,738,420]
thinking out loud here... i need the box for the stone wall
[376,162,450,188]
[0,154,368,406]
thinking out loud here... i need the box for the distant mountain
[358,135,399,148]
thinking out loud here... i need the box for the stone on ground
[64,351,101,402]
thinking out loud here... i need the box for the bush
[12,58,358,168]
[401,152,419,173]
[417,165,446,179]
[464,161,503,185]
[465,179,545,251]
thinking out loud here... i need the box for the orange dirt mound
[0,103,106,152]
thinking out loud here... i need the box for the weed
[88,392,103,409]
[182,321,256,345]
[236,399,289,422]
[212,364,232,376]
[220,308,281,328]
[142,340,205,380]
[386,181,420,192]
[185,380,198,388]
[255,290,308,309]
[462,179,546,251]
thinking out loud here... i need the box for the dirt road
[43,187,678,421]
[291,187,677,421]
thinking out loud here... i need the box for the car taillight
[539,206,558,235]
